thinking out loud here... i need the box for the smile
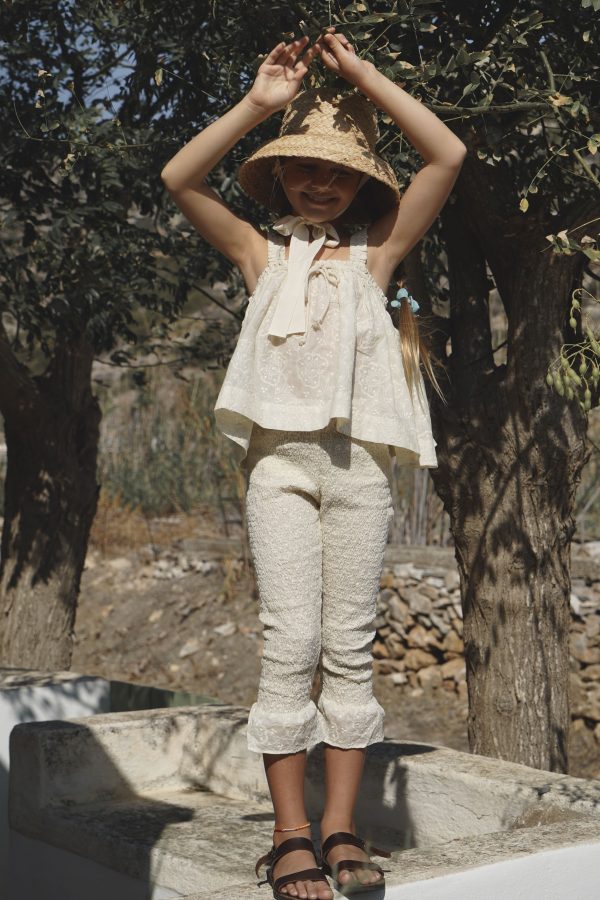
[304,193,335,205]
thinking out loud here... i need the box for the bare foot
[320,828,384,890]
[271,833,333,900]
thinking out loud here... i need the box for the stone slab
[9,702,600,897]
[180,839,600,900]
[10,703,600,846]
[10,787,600,899]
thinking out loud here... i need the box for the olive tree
[325,0,599,771]
[0,0,237,668]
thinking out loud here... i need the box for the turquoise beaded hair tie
[390,287,420,314]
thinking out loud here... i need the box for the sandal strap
[272,836,315,865]
[330,859,385,876]
[321,831,364,861]
[365,844,392,859]
[364,840,392,859]
[255,835,316,879]
[274,868,328,891]
[255,847,275,879]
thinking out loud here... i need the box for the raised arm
[317,29,467,275]
[161,37,320,291]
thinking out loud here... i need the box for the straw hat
[237,86,401,223]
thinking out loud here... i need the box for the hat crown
[279,87,379,153]
[236,85,400,222]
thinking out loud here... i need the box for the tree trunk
[0,337,101,669]
[427,162,592,772]
[433,364,588,771]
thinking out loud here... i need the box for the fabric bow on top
[268,215,340,339]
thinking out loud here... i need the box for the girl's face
[277,156,364,224]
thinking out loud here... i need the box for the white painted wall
[0,676,111,890]
[11,834,598,900]
[386,841,600,900]
[8,831,181,900]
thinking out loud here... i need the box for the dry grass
[88,491,207,556]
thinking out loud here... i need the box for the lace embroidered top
[214,224,438,469]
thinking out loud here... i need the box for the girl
[161,27,465,900]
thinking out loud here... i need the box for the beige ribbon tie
[268,215,340,340]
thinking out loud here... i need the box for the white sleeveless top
[214,225,438,469]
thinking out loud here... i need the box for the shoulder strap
[267,228,286,263]
[349,226,368,263]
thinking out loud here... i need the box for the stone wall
[374,546,600,745]
[374,562,466,695]
[82,535,600,748]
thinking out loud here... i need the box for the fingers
[323,31,354,54]
[335,32,356,54]
[319,32,341,68]
[301,39,323,69]
[265,28,354,77]
[282,35,310,66]
[293,38,323,80]
[265,35,309,69]
[264,41,287,65]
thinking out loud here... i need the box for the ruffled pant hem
[315,695,385,749]
[245,696,385,754]
[246,699,320,754]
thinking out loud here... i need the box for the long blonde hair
[389,271,447,406]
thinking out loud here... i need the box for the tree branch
[427,101,548,118]
[539,50,556,94]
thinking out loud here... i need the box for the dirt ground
[72,532,600,780]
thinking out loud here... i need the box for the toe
[354,866,376,886]
[366,867,382,884]
[317,883,333,900]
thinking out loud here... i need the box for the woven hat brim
[238,135,400,218]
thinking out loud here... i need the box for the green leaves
[1,0,598,381]
[547,289,600,414]
[545,230,600,262]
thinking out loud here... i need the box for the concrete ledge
[10,704,600,844]
[0,668,220,893]
[8,703,600,898]
[177,837,600,900]
[10,784,600,899]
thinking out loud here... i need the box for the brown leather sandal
[320,831,391,896]
[255,835,331,900]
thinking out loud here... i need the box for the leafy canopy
[0,0,597,374]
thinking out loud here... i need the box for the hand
[316,27,374,87]
[247,37,320,115]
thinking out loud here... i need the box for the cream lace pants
[244,420,394,754]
